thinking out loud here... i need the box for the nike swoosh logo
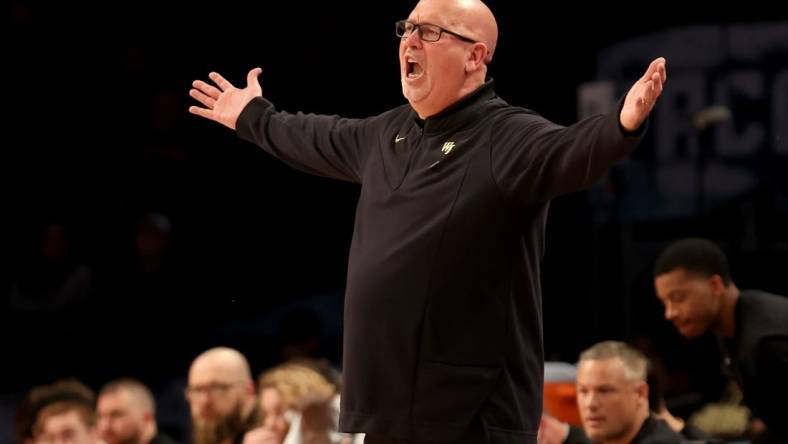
[395,135,406,143]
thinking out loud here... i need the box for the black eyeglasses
[395,20,477,44]
[184,381,243,400]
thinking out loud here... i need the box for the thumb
[247,67,263,88]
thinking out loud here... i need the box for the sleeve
[490,99,646,204]
[235,97,377,184]
[751,336,788,440]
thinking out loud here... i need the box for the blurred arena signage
[579,23,788,221]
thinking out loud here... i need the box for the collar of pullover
[413,79,497,136]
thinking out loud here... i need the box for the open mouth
[406,58,424,79]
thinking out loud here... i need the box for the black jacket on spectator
[722,290,788,441]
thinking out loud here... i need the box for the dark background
[5,0,788,433]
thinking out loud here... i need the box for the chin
[678,325,703,339]
[586,431,605,442]
[402,74,430,98]
[402,87,426,105]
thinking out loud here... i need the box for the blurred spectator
[97,378,177,444]
[9,220,92,312]
[251,360,347,444]
[654,238,788,441]
[186,348,259,444]
[539,341,685,444]
[24,379,100,444]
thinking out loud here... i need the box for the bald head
[189,347,252,382]
[413,0,498,63]
[187,348,256,444]
[401,0,499,118]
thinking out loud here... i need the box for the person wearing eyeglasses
[188,0,667,442]
[186,348,260,444]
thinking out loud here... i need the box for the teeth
[405,58,422,79]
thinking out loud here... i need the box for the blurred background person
[27,380,101,444]
[97,378,177,444]
[654,238,788,442]
[187,347,259,444]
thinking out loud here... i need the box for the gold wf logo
[441,142,456,155]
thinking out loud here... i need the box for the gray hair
[578,341,648,382]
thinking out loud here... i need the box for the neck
[456,76,486,101]
[654,406,684,433]
[140,426,156,444]
[714,283,740,337]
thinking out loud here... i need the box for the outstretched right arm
[189,68,373,183]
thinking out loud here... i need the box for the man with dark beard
[186,347,260,444]
[97,378,177,444]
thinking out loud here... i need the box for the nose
[578,392,597,411]
[402,29,423,48]
[193,396,213,414]
[97,418,109,434]
[664,302,678,321]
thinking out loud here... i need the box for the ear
[245,379,257,397]
[635,381,648,403]
[465,43,488,72]
[709,274,726,296]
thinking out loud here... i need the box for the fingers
[247,67,263,87]
[209,71,234,91]
[647,72,664,104]
[640,81,654,108]
[641,57,667,83]
[189,68,260,127]
[650,57,667,85]
[189,88,216,109]
[192,79,222,99]
[652,71,664,96]
[192,68,261,98]
[638,58,666,108]
[648,57,666,75]
[188,105,214,120]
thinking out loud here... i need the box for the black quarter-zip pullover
[236,80,644,443]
